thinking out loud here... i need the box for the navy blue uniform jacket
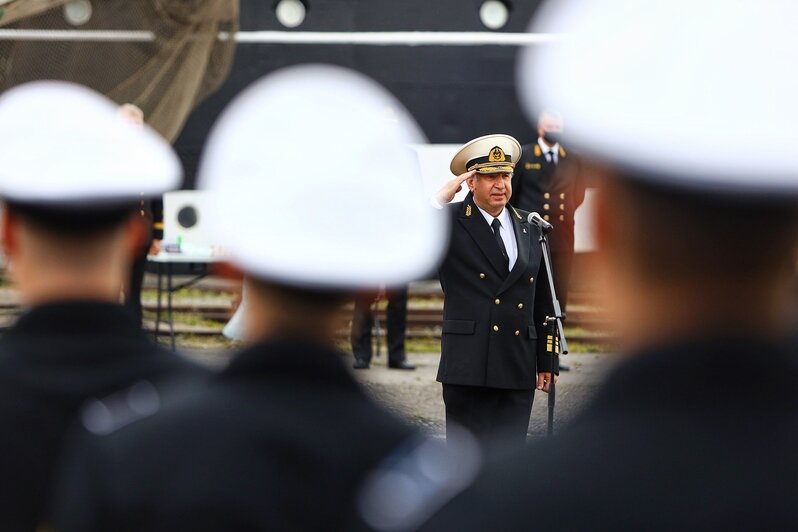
[437,192,557,390]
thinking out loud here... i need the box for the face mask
[543,131,562,145]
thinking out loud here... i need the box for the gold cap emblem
[488,146,506,162]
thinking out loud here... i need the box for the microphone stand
[535,224,568,437]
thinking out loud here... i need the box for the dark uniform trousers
[351,286,409,366]
[438,193,557,447]
[52,339,417,531]
[510,142,586,310]
[442,384,534,448]
[421,337,798,530]
[0,301,204,531]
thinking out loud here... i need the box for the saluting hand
[537,372,557,393]
[435,170,475,205]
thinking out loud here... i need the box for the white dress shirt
[538,137,560,164]
[476,204,518,271]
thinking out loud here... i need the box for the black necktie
[491,218,509,269]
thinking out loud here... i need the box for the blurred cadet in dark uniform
[420,0,798,530]
[0,82,200,531]
[433,135,558,448]
[510,110,585,313]
[52,65,455,531]
[118,103,165,326]
[351,287,414,370]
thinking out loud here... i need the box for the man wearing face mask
[511,111,585,317]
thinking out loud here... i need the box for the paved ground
[346,351,619,439]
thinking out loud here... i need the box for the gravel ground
[183,346,620,440]
[349,351,620,440]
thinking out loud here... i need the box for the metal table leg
[154,262,163,343]
[167,262,176,351]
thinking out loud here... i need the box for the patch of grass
[173,313,222,328]
[141,288,233,301]
[336,338,353,354]
[567,342,607,353]
[173,334,240,350]
[563,326,612,337]
[143,311,222,329]
[336,337,441,354]
[406,338,441,353]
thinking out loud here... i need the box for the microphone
[528,212,553,234]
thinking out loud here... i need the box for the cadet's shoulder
[358,431,483,531]
[77,366,213,439]
[159,348,213,377]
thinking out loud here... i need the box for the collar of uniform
[537,137,560,156]
[474,202,512,230]
[7,300,144,340]
[223,338,363,392]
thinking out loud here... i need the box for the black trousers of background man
[351,287,408,366]
[552,250,574,311]
[125,237,152,326]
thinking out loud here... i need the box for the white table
[147,252,227,350]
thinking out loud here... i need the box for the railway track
[0,277,614,347]
[136,277,615,347]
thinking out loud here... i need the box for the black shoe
[388,360,416,370]
[559,363,571,372]
[353,359,370,370]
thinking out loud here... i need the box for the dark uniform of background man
[351,287,414,370]
[51,65,453,531]
[434,134,558,449]
[420,0,798,529]
[510,110,585,312]
[0,81,202,531]
[119,103,165,326]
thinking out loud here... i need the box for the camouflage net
[0,0,238,141]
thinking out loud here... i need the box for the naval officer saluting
[421,0,798,529]
[435,134,558,448]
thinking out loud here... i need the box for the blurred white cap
[0,81,181,204]
[198,64,449,289]
[519,0,798,195]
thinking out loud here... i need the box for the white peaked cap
[0,81,181,203]
[450,134,522,176]
[198,64,449,289]
[519,0,798,195]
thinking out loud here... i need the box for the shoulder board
[357,432,482,530]
[80,380,161,436]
